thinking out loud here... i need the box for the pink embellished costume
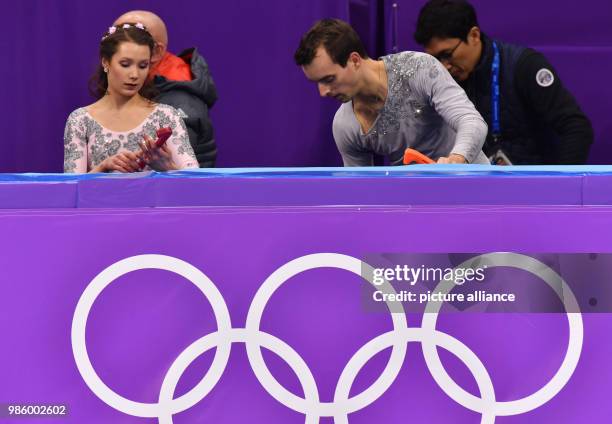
[63,104,198,172]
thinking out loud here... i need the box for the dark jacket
[461,34,593,164]
[154,48,218,167]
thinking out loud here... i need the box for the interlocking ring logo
[71,253,583,423]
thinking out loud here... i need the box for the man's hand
[437,153,467,164]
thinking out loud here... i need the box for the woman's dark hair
[88,23,158,99]
[414,0,479,46]
[294,18,368,67]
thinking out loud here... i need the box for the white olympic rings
[71,252,582,423]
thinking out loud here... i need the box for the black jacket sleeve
[514,51,593,164]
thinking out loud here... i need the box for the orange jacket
[151,52,192,82]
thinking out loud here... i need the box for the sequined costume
[63,103,198,173]
[332,51,489,165]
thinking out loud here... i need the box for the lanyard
[491,41,501,141]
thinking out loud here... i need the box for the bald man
[115,11,218,167]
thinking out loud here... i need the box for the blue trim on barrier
[4,165,612,182]
[2,166,612,208]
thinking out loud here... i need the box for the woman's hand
[91,151,142,173]
[139,134,178,171]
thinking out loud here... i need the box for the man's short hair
[294,18,368,67]
[414,0,479,46]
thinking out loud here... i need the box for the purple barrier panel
[75,175,585,208]
[76,178,157,208]
[581,174,612,204]
[0,205,611,423]
[0,182,76,208]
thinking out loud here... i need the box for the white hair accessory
[102,22,149,41]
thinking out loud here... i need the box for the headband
[102,22,149,41]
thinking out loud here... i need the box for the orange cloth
[151,52,192,82]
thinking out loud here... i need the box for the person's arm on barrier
[415,56,488,164]
[515,52,594,164]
